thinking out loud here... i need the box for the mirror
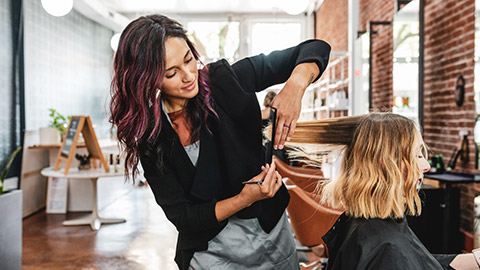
[474,0,480,168]
[392,0,420,124]
[352,32,370,115]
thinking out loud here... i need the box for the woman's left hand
[270,81,302,150]
[270,62,319,150]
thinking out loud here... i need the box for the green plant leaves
[48,108,70,136]
[0,146,22,194]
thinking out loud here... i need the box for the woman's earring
[155,89,161,99]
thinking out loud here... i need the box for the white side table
[41,167,126,230]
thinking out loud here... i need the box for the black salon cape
[323,213,456,270]
[139,39,331,270]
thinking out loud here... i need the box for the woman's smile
[161,37,200,112]
[183,80,197,91]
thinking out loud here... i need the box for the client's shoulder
[351,217,411,245]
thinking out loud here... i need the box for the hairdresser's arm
[141,153,283,233]
[232,39,330,92]
[231,39,331,149]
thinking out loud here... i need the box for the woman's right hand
[214,162,283,222]
[238,162,283,207]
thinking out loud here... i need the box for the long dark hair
[110,15,216,180]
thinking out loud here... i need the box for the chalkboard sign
[61,117,80,158]
[54,116,109,174]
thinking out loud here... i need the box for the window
[392,0,420,123]
[353,32,370,115]
[186,21,240,63]
[250,22,302,55]
[179,14,308,107]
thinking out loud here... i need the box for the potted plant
[39,109,70,144]
[0,146,22,194]
[0,146,23,270]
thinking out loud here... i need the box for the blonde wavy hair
[287,112,425,219]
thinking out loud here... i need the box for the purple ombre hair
[110,15,216,180]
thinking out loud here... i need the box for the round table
[41,167,126,230]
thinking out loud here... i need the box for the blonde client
[287,113,479,270]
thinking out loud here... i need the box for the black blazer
[140,39,331,269]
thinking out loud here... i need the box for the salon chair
[285,181,343,269]
[275,157,326,193]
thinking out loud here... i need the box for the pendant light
[280,0,310,15]
[41,0,73,17]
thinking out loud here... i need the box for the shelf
[318,78,346,86]
[302,108,317,113]
[301,106,349,113]
[301,50,349,120]
[330,107,349,111]
[319,86,348,92]
[29,142,86,149]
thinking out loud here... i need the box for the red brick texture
[315,0,348,52]
[315,0,350,113]
[359,0,395,111]
[315,0,350,82]
[423,0,476,232]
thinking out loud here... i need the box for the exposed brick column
[423,0,476,233]
[360,0,395,111]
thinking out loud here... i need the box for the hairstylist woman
[110,14,330,270]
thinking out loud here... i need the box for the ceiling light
[41,0,73,17]
[111,33,121,51]
[280,0,310,15]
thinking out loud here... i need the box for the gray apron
[189,212,299,270]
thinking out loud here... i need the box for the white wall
[24,0,114,139]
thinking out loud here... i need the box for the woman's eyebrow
[165,50,191,72]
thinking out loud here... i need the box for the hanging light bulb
[41,0,73,17]
[110,33,121,51]
[280,0,310,15]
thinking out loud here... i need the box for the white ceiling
[103,0,298,15]
[73,0,322,32]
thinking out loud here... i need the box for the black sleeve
[140,153,223,234]
[231,39,331,93]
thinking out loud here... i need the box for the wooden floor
[22,183,320,269]
[22,184,179,270]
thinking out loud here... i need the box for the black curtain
[6,0,25,186]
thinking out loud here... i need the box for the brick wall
[423,0,477,233]
[359,0,395,110]
[315,0,349,83]
[317,0,395,112]
[315,0,348,52]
